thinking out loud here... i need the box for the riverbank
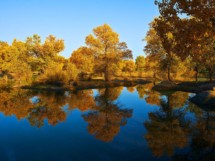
[152,80,215,109]
[190,90,215,110]
[2,79,215,108]
[153,81,215,93]
[21,79,151,91]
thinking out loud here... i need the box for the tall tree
[85,24,132,81]
[155,0,215,82]
[153,17,178,81]
[144,20,171,80]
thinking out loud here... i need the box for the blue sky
[0,0,159,59]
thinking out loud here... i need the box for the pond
[0,83,214,161]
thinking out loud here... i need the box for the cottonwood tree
[85,24,132,81]
[154,0,215,81]
[144,20,173,80]
[26,34,65,74]
[0,40,32,85]
[69,46,94,79]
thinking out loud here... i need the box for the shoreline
[1,80,215,94]
[20,79,151,92]
[2,80,215,109]
[152,81,215,109]
[152,81,215,93]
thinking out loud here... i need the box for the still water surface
[0,83,214,161]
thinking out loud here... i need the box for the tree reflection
[169,91,189,109]
[127,86,135,93]
[190,112,215,160]
[67,90,95,112]
[0,90,68,127]
[144,92,190,157]
[98,86,124,101]
[171,103,215,161]
[28,91,67,127]
[136,83,161,106]
[145,90,161,106]
[0,89,34,119]
[136,83,154,99]
[144,90,215,160]
[0,87,131,135]
[82,87,133,142]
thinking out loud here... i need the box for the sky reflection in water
[0,83,214,161]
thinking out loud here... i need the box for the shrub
[37,62,79,86]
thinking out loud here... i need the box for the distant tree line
[0,24,150,87]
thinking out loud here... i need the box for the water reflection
[135,84,215,160]
[83,87,133,142]
[0,90,68,127]
[143,90,190,157]
[28,91,67,127]
[171,103,215,161]
[136,83,154,99]
[0,87,133,142]
[0,84,214,160]
[67,90,95,111]
[126,86,135,93]
[0,89,34,119]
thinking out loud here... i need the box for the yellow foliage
[85,24,132,81]
[70,47,94,73]
[38,62,78,85]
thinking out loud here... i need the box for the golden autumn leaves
[0,34,68,87]
[0,24,135,87]
[147,0,215,82]
[70,24,133,81]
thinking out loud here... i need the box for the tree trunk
[104,45,111,82]
[104,65,110,82]
[153,72,156,79]
[104,72,109,82]
[167,65,171,81]
[153,80,156,86]
[195,66,198,82]
[19,79,21,86]
[4,75,8,84]
[209,69,213,82]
